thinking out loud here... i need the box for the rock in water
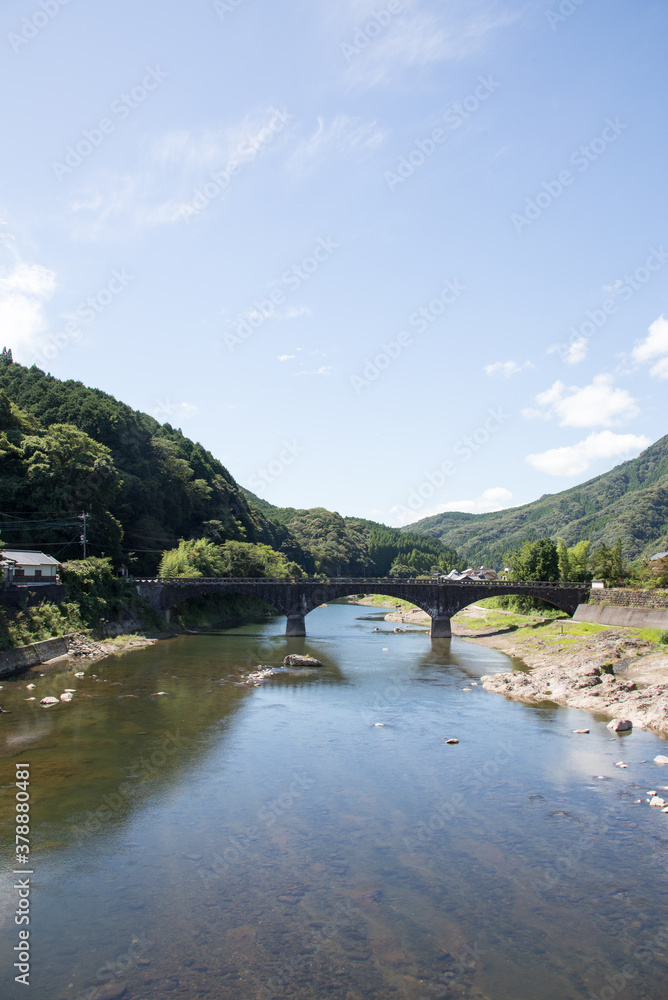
[649,796,666,808]
[654,755,668,765]
[445,739,459,745]
[40,696,59,708]
[283,655,322,668]
[607,719,633,733]
[89,984,127,1000]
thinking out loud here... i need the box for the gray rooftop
[1,550,61,567]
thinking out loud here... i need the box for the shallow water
[1,603,667,999]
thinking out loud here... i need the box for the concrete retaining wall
[573,604,668,630]
[587,588,668,609]
[0,635,73,679]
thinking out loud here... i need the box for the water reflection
[0,604,666,1000]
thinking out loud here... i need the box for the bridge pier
[430,616,452,639]
[286,614,306,637]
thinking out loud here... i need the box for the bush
[659,631,668,645]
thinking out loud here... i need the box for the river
[1,602,667,999]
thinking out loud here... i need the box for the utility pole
[79,512,89,559]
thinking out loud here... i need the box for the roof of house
[650,551,668,562]
[1,550,61,567]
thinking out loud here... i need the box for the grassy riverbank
[380,597,668,735]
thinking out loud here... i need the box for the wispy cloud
[67,110,294,240]
[339,1,521,89]
[522,374,639,428]
[287,115,387,176]
[526,431,651,477]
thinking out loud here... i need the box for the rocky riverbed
[383,602,668,737]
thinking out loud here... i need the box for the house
[433,566,497,583]
[649,551,668,563]
[1,551,61,585]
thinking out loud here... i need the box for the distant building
[433,566,497,583]
[1,551,61,585]
[649,551,668,563]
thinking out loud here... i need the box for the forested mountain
[0,353,460,576]
[0,352,307,573]
[406,435,668,566]
[242,492,461,577]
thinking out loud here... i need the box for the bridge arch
[135,578,591,638]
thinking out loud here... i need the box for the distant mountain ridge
[405,435,668,566]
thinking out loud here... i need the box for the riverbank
[381,601,668,737]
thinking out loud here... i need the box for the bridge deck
[133,577,591,638]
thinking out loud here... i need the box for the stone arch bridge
[134,577,591,638]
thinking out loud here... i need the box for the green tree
[557,538,571,582]
[506,539,559,582]
[568,540,591,581]
[159,538,304,579]
[590,538,626,584]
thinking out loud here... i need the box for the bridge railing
[131,576,590,588]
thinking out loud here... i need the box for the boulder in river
[40,696,59,708]
[654,755,668,765]
[89,984,127,1000]
[607,718,633,732]
[283,655,322,668]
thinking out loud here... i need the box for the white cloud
[564,336,588,365]
[632,315,668,378]
[288,115,387,176]
[293,366,333,377]
[484,360,532,378]
[0,237,56,360]
[522,374,639,428]
[285,305,311,319]
[151,400,199,422]
[278,354,296,362]
[389,487,514,525]
[341,2,520,89]
[526,431,651,477]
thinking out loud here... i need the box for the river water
[1,603,667,1000]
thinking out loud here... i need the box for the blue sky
[1,0,667,526]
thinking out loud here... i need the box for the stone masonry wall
[588,588,668,609]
